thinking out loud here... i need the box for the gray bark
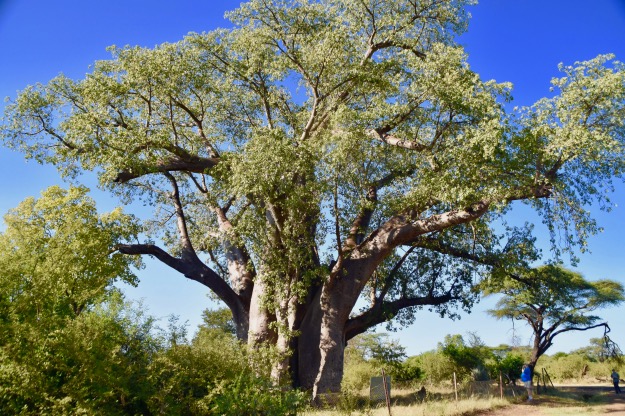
[248,276,278,346]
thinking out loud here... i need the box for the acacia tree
[2,0,625,396]
[484,265,625,371]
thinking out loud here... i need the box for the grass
[371,396,509,416]
[301,396,509,416]
[301,382,620,416]
[301,383,515,416]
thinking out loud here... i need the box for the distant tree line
[343,332,624,391]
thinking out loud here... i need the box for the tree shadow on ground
[529,385,618,408]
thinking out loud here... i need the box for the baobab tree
[2,0,625,398]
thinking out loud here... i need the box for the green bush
[391,358,422,385]
[342,333,422,390]
[0,190,306,415]
[492,353,524,383]
[585,360,618,380]
[540,354,587,381]
[147,327,305,415]
[0,292,160,415]
[414,350,456,385]
[342,359,377,391]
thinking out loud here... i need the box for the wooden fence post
[381,369,392,416]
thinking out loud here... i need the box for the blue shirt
[521,366,532,382]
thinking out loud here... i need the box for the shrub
[147,327,304,415]
[541,354,587,381]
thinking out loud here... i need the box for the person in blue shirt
[521,364,533,402]
[611,369,622,394]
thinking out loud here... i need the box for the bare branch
[163,172,199,265]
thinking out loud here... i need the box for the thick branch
[113,155,220,183]
[344,292,453,341]
[415,237,499,266]
[344,186,377,249]
[213,205,255,304]
[164,172,197,262]
[550,321,610,341]
[368,130,428,151]
[364,40,426,62]
[115,243,244,313]
[362,199,492,254]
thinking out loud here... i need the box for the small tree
[199,307,238,337]
[484,265,624,371]
[439,333,493,381]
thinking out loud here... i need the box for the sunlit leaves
[0,188,148,414]
[485,265,625,331]
[2,0,625,344]
[0,186,141,321]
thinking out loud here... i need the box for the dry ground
[477,385,625,416]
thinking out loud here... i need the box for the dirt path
[478,386,625,416]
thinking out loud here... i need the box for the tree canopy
[0,186,146,413]
[484,265,625,369]
[0,186,140,320]
[2,0,625,396]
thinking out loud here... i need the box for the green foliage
[493,353,525,383]
[148,326,304,415]
[348,333,407,366]
[414,350,456,385]
[0,290,161,415]
[343,333,421,390]
[478,345,528,383]
[199,307,237,336]
[201,373,304,416]
[0,185,140,320]
[0,186,146,414]
[438,334,494,381]
[0,190,305,415]
[538,354,588,381]
[535,339,625,383]
[410,338,529,385]
[486,265,625,326]
[484,264,625,366]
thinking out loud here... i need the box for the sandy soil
[477,385,625,416]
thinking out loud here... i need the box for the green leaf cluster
[485,265,624,330]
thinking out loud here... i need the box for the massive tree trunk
[272,289,300,384]
[310,255,382,396]
[248,276,277,346]
[297,289,323,390]
[312,282,349,398]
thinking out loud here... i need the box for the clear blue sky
[1,0,624,356]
